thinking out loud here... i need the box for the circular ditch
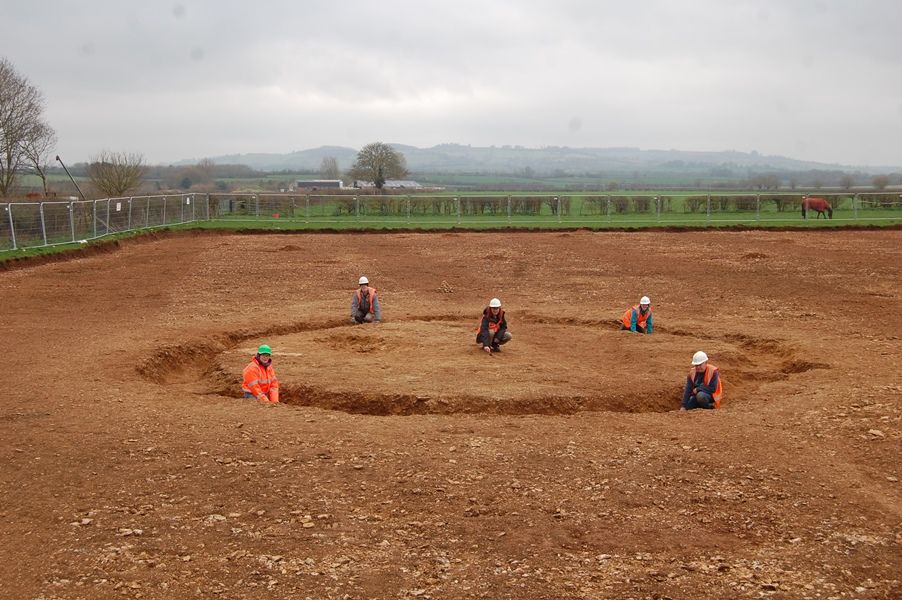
[138,317,828,416]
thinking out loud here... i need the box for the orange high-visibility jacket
[621,304,652,330]
[242,356,279,402]
[687,363,723,408]
[476,308,506,333]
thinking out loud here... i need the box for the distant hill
[173,144,898,175]
[174,145,360,172]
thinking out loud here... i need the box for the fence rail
[203,192,902,226]
[1,194,206,251]
[2,192,900,252]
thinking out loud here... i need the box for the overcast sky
[3,1,901,167]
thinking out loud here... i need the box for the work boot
[491,344,501,353]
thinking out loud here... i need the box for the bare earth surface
[1,229,900,599]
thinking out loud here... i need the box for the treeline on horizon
[16,163,902,197]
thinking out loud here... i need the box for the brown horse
[801,196,833,219]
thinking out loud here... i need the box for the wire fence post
[162,196,167,227]
[756,194,760,222]
[39,202,47,246]
[706,194,711,225]
[355,196,360,220]
[128,197,133,230]
[7,205,16,250]
[93,200,98,238]
[190,194,196,221]
[507,195,512,224]
[254,195,259,220]
[305,195,310,223]
[556,196,561,223]
[406,195,411,223]
[606,195,611,223]
[655,196,660,223]
[455,197,461,225]
[853,194,859,220]
[69,201,75,243]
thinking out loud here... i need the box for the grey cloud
[2,0,901,165]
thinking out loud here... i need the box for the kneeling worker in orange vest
[681,351,722,410]
[620,295,653,334]
[477,297,512,354]
[242,344,279,403]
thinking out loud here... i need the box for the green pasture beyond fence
[2,192,901,253]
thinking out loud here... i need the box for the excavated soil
[1,229,900,599]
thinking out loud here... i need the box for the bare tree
[21,120,57,195]
[872,175,890,191]
[839,174,855,190]
[349,142,408,190]
[168,158,216,190]
[319,156,340,179]
[0,58,46,196]
[196,158,215,185]
[87,151,146,198]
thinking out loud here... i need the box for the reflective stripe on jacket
[685,364,722,408]
[476,308,507,338]
[621,305,652,332]
[242,356,279,402]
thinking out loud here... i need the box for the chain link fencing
[3,191,900,252]
[1,194,206,251]
[205,192,902,227]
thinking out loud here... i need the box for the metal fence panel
[163,196,179,225]
[8,203,44,248]
[71,201,94,241]
[130,197,151,229]
[148,196,166,227]
[1,203,14,250]
[301,195,348,220]
[41,202,75,245]
[0,194,212,251]
[106,198,131,233]
[3,191,901,253]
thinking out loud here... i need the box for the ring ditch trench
[137,315,829,416]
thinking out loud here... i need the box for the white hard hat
[640,295,651,305]
[691,351,709,365]
[358,276,369,285]
[489,298,502,308]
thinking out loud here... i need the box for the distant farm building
[353,179,423,189]
[293,179,344,191]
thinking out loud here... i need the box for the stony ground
[0,229,900,599]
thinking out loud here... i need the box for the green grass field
[2,192,899,260]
